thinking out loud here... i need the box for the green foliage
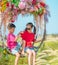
[11,0,20,7]
[0,47,9,65]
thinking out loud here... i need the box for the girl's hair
[25,23,36,34]
[7,23,16,29]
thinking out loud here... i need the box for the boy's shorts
[11,43,21,55]
[24,47,34,52]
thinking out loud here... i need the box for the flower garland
[1,0,48,23]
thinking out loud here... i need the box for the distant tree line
[46,34,58,37]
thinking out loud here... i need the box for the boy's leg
[15,52,20,65]
[26,49,32,65]
[21,40,25,55]
[32,50,36,65]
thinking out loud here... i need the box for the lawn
[0,40,58,65]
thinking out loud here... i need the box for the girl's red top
[21,31,35,48]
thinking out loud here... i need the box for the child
[21,23,40,65]
[7,23,21,65]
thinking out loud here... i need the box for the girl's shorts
[24,47,34,52]
[11,43,21,55]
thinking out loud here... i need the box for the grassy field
[0,40,58,65]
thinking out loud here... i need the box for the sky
[13,0,58,35]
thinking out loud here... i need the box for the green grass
[0,40,58,65]
[44,41,58,50]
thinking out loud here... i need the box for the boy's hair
[7,23,16,29]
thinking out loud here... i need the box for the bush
[0,47,9,65]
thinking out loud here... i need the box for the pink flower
[37,3,41,8]
[37,0,42,2]
[21,0,32,2]
[18,2,26,10]
[11,15,17,22]
[29,7,34,12]
[20,0,25,2]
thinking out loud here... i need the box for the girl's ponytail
[33,25,36,35]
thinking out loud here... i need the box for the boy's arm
[14,32,23,42]
[14,32,24,43]
[14,35,19,42]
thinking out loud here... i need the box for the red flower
[11,4,14,9]
[40,2,46,7]
[32,0,36,5]
[6,2,10,7]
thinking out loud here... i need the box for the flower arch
[0,0,50,48]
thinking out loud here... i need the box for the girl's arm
[34,39,41,43]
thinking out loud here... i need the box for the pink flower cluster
[18,0,46,15]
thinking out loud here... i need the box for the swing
[0,15,46,57]
[2,24,46,56]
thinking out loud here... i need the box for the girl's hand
[17,31,24,38]
[27,41,34,44]
[34,39,41,43]
[31,42,34,44]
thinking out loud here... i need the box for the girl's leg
[26,49,32,65]
[15,52,20,65]
[32,50,36,65]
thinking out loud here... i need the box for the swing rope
[34,21,46,53]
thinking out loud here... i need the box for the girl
[7,23,21,65]
[21,23,40,65]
